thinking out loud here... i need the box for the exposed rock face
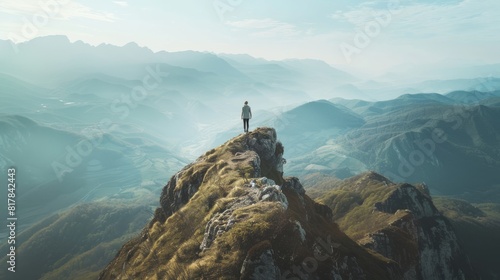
[330,256,367,280]
[283,176,306,195]
[199,177,288,252]
[159,162,206,217]
[258,184,288,208]
[240,242,281,280]
[414,217,473,280]
[365,210,420,279]
[375,184,438,218]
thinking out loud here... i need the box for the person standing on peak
[241,101,252,133]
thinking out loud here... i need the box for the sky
[1,0,500,76]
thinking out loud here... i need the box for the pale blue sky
[1,0,499,75]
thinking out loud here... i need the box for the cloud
[0,1,117,22]
[331,0,500,40]
[60,2,118,22]
[113,1,128,7]
[0,2,42,16]
[226,18,301,38]
[324,0,500,74]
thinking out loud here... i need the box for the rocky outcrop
[363,211,420,279]
[364,182,477,280]
[314,171,477,280]
[375,184,438,218]
[159,162,207,217]
[99,128,402,280]
[199,177,288,252]
[240,241,281,280]
[159,128,285,220]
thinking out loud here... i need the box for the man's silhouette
[241,101,252,133]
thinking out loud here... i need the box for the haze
[1,0,500,80]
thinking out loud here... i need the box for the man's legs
[243,118,249,132]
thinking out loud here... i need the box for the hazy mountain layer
[0,114,183,234]
[283,93,500,195]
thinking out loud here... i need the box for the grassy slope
[0,202,152,280]
[313,172,397,240]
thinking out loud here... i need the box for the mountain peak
[121,41,153,53]
[99,128,477,279]
[158,127,287,218]
[99,128,402,279]
[122,41,140,48]
[282,100,365,131]
[21,35,71,47]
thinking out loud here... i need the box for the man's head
[244,101,248,105]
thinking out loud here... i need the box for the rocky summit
[99,127,476,280]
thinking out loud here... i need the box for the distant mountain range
[3,36,499,102]
[0,114,183,232]
[0,35,353,105]
[273,91,500,196]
